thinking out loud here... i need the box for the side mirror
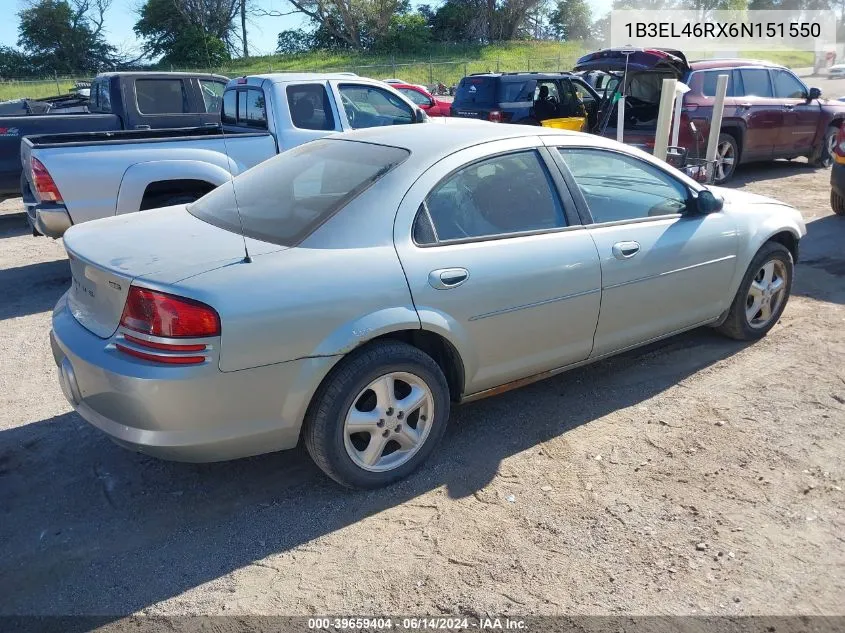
[696,189,724,214]
[808,87,822,100]
[414,108,428,123]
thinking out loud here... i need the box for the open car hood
[574,48,689,77]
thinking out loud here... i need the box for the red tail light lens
[119,287,220,338]
[488,110,503,123]
[31,157,63,203]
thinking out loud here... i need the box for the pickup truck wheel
[304,341,451,489]
[716,242,793,341]
[813,126,838,168]
[713,133,738,184]
[831,190,845,216]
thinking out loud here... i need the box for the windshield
[188,139,410,246]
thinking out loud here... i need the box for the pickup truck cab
[2,72,227,202]
[23,73,428,238]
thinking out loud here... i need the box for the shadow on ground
[0,329,746,617]
[0,212,31,239]
[0,259,70,320]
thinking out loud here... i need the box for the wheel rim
[715,141,735,181]
[745,259,787,329]
[343,371,435,473]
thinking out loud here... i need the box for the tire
[713,133,739,184]
[304,340,451,489]
[812,126,837,168]
[831,190,845,216]
[716,242,793,341]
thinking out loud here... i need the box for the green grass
[0,42,817,102]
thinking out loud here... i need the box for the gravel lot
[1,147,844,617]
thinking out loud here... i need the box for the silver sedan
[51,122,806,488]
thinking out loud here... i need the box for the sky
[0,0,615,59]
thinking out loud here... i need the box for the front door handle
[612,241,640,260]
[783,104,795,111]
[428,268,469,289]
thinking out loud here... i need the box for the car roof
[328,120,617,163]
[464,72,576,81]
[689,58,786,70]
[96,71,228,80]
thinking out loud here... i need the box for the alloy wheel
[745,259,787,329]
[715,140,736,182]
[343,371,435,472]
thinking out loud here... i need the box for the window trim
[550,145,695,227]
[410,147,579,248]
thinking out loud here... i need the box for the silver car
[51,122,806,488]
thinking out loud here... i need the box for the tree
[549,0,592,40]
[276,28,313,54]
[135,0,232,66]
[18,0,120,74]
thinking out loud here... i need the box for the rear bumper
[21,175,72,238]
[50,293,333,462]
[831,160,845,198]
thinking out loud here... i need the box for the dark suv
[450,72,600,129]
[575,49,845,183]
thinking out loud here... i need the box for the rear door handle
[612,241,640,259]
[783,104,795,111]
[428,268,469,289]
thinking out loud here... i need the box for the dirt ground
[1,149,844,618]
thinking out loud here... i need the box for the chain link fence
[0,53,585,101]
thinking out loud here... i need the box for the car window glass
[243,89,267,128]
[559,79,585,117]
[399,87,431,106]
[422,150,567,242]
[287,84,335,130]
[738,69,772,98]
[135,79,189,114]
[772,70,807,99]
[572,79,595,104]
[339,84,414,129]
[200,80,224,113]
[534,81,560,101]
[498,80,535,103]
[558,148,689,222]
[699,71,735,97]
[222,90,236,124]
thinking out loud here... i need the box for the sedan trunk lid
[63,205,283,338]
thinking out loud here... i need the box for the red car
[391,83,452,117]
[575,49,845,183]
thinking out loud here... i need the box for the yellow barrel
[540,117,587,132]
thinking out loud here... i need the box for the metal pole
[671,82,690,147]
[705,74,729,182]
[616,96,625,143]
[653,77,678,161]
[464,61,467,78]
[54,71,60,96]
[429,57,433,85]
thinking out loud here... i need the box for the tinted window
[699,71,735,97]
[92,78,111,112]
[738,69,772,98]
[243,89,267,128]
[772,70,807,99]
[399,87,431,106]
[287,84,335,130]
[422,151,566,242]
[558,148,689,223]
[339,84,414,128]
[200,80,224,113]
[498,80,535,103]
[189,140,409,246]
[454,77,497,105]
[222,90,237,124]
[135,79,189,114]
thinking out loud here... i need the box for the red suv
[575,49,845,183]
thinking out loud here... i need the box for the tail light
[116,287,220,364]
[835,123,845,158]
[31,157,63,203]
[488,110,503,123]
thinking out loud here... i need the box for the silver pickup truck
[22,73,429,237]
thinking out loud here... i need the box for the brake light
[120,287,220,338]
[488,110,503,122]
[835,124,845,158]
[116,287,219,364]
[31,157,63,203]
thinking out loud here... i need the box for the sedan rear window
[188,140,409,246]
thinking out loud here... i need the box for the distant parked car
[450,71,601,130]
[51,121,805,488]
[391,83,452,116]
[828,64,845,78]
[575,48,845,183]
